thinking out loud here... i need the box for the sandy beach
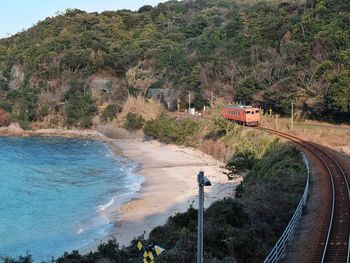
[97,138,241,248]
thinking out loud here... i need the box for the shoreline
[0,124,103,139]
[0,126,240,253]
[95,138,241,248]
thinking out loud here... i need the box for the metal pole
[189,91,191,111]
[197,172,204,263]
[291,100,294,130]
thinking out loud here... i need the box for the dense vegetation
[1,0,350,129]
[144,108,279,162]
[2,142,306,263]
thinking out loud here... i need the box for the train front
[244,107,260,126]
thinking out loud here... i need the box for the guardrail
[263,153,310,263]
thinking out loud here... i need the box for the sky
[0,0,167,38]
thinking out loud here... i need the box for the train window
[252,111,254,115]
[246,111,251,114]
[256,110,259,113]
[227,110,240,116]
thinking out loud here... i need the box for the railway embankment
[259,128,350,263]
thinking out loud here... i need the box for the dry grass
[199,139,228,162]
[261,116,350,155]
[117,95,166,124]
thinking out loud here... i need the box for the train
[222,105,260,126]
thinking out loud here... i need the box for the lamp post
[197,171,211,263]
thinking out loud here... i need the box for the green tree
[64,80,97,128]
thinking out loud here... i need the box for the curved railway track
[256,127,350,263]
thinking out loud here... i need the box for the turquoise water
[0,137,143,262]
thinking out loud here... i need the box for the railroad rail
[257,127,350,263]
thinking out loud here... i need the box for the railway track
[256,127,350,263]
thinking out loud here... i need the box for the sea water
[0,137,143,262]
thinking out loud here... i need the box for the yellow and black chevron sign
[137,241,164,263]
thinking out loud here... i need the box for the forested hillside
[0,0,349,128]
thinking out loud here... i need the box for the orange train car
[222,105,260,126]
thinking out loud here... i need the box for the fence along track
[263,153,310,263]
[258,128,350,263]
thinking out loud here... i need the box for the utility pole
[291,100,294,130]
[188,91,191,111]
[197,171,211,263]
[275,114,278,130]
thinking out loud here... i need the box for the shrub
[123,112,145,131]
[225,132,279,177]
[143,114,200,146]
[101,103,122,122]
[0,108,10,126]
[0,101,12,112]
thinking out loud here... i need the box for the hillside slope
[0,0,349,128]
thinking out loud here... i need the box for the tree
[64,80,97,128]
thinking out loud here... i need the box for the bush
[0,101,12,112]
[101,103,122,122]
[143,114,200,146]
[123,112,145,131]
[225,132,279,177]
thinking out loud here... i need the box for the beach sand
[96,138,241,248]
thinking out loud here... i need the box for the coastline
[0,125,241,252]
[0,124,102,139]
[96,138,241,248]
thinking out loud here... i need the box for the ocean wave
[96,197,115,212]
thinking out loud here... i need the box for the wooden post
[275,115,278,130]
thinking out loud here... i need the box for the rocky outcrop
[126,60,157,92]
[0,122,102,138]
[9,65,24,91]
[147,88,179,110]
[0,123,25,136]
[88,76,127,105]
